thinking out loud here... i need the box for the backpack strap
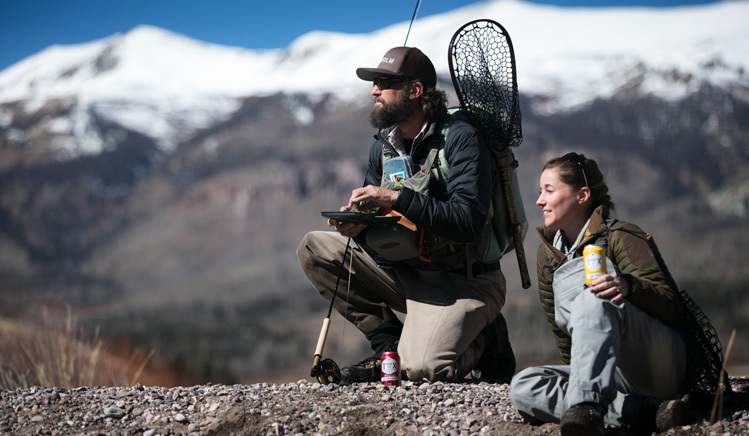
[375,109,499,275]
[594,217,618,251]
[421,147,441,176]
[380,112,456,184]
[428,112,457,183]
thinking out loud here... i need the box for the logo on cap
[382,57,395,64]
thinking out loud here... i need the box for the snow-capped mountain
[0,0,747,157]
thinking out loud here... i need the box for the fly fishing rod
[404,0,422,46]
[309,237,352,384]
[310,0,422,384]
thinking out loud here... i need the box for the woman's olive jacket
[536,205,683,364]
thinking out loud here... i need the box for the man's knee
[297,231,329,268]
[400,349,449,382]
[296,233,309,265]
[401,352,432,382]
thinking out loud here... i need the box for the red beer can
[381,351,401,387]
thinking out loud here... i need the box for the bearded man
[297,47,515,383]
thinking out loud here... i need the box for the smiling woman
[536,167,589,239]
[535,153,611,241]
[510,152,728,435]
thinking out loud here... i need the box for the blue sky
[0,0,723,72]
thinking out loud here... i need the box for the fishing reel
[311,356,341,384]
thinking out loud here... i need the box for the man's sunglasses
[373,76,408,91]
[562,152,589,188]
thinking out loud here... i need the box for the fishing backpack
[379,108,527,262]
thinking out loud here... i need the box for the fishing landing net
[448,19,531,289]
[648,234,732,404]
[679,288,733,404]
[448,19,522,153]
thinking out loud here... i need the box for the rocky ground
[0,378,747,436]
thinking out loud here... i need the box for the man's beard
[369,90,413,128]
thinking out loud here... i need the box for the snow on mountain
[0,25,288,152]
[406,0,749,109]
[0,0,747,156]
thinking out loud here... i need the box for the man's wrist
[389,189,399,207]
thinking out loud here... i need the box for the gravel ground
[0,378,747,436]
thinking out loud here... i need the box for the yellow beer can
[583,245,607,286]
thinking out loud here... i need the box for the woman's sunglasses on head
[562,152,589,187]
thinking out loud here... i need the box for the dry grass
[712,329,738,424]
[0,307,175,390]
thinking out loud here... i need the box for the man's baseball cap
[356,47,437,89]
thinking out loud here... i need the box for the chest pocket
[380,145,442,197]
[369,145,444,263]
[551,256,618,334]
[551,219,621,332]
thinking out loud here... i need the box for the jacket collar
[375,115,446,157]
[537,204,611,254]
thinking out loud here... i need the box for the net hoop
[448,19,522,152]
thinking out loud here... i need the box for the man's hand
[347,185,399,211]
[326,185,399,238]
[327,210,367,238]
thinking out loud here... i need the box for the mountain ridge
[1,0,747,157]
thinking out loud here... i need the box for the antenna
[404,0,422,46]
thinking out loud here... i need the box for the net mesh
[679,288,733,402]
[647,234,732,404]
[448,20,522,152]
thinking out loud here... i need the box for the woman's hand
[589,273,629,303]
